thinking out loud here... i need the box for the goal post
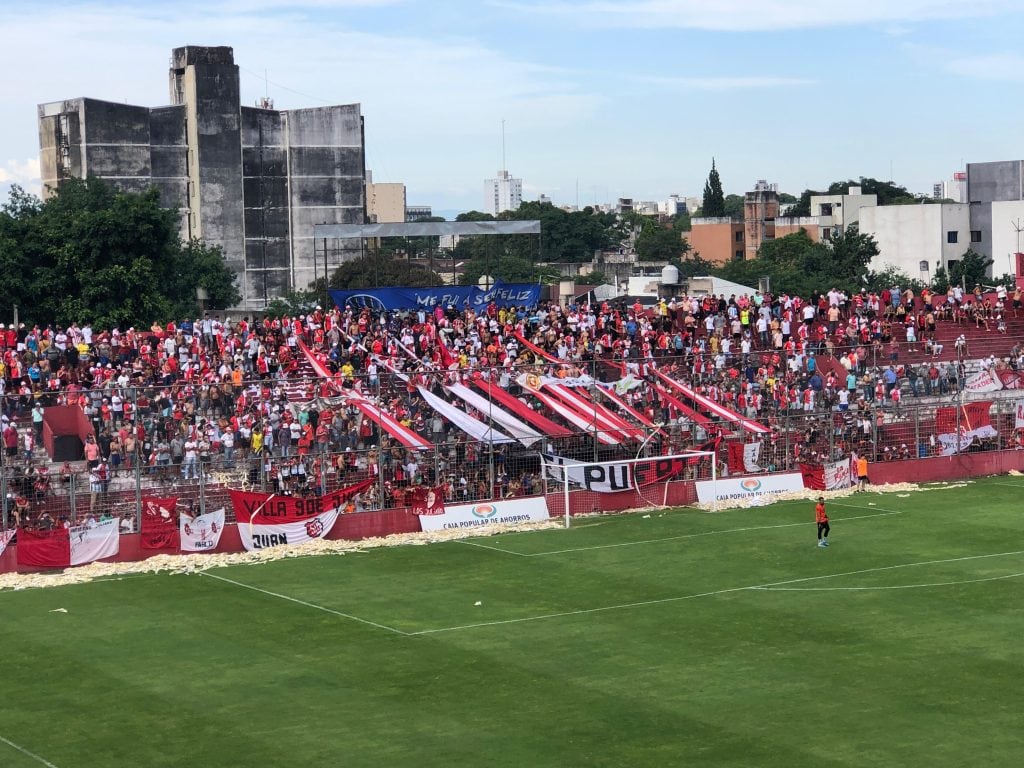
[540,450,718,528]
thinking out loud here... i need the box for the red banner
[800,463,824,491]
[935,401,993,434]
[16,527,71,568]
[140,496,179,549]
[229,478,375,524]
[409,486,446,516]
[727,442,746,474]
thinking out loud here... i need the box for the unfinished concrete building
[38,45,366,309]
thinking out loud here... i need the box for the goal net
[540,450,718,528]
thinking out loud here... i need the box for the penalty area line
[0,735,61,768]
[516,509,901,557]
[409,548,1024,636]
[199,572,411,636]
[751,571,1024,592]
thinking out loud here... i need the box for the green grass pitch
[2,476,1023,767]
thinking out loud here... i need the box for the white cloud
[0,158,41,194]
[640,75,813,90]
[946,52,1024,82]
[0,3,603,208]
[496,0,1017,31]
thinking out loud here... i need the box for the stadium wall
[4,449,1024,574]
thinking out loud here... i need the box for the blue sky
[2,0,1023,214]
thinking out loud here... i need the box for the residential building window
[819,203,833,216]
[734,230,743,242]
[821,227,832,240]
[971,230,982,242]
[947,231,958,243]
[734,250,743,261]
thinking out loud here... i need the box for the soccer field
[2,477,1023,767]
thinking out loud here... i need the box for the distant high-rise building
[365,171,407,224]
[744,180,780,259]
[484,170,522,216]
[38,45,367,309]
[405,205,433,222]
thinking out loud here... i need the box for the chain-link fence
[2,364,1020,531]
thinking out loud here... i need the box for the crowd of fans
[2,279,1022,529]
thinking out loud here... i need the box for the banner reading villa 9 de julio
[695,473,805,504]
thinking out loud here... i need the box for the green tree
[948,249,994,291]
[670,211,691,232]
[672,254,717,279]
[701,159,725,217]
[0,179,239,328]
[460,255,539,285]
[636,226,690,262]
[452,200,621,267]
[721,194,745,220]
[713,225,880,296]
[826,224,879,282]
[328,252,440,289]
[788,176,935,217]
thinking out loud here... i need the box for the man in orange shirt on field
[856,454,869,492]
[815,496,830,548]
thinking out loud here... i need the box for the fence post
[995,400,1003,451]
[1,461,7,530]
[198,459,207,516]
[133,387,143,530]
[69,473,77,524]
[914,401,921,458]
[376,376,385,508]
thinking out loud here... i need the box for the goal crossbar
[540,451,718,528]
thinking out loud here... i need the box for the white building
[859,203,971,281]
[988,200,1024,277]
[484,170,523,216]
[807,186,878,240]
[933,172,966,203]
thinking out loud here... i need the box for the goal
[540,450,718,528]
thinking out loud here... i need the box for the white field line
[752,572,1024,592]
[500,507,901,558]
[408,549,1024,636]
[457,540,529,556]
[200,571,411,636]
[0,735,61,768]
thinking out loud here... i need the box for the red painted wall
[3,449,1023,575]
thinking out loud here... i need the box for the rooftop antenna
[1012,219,1024,264]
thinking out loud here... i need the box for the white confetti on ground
[0,520,560,593]
[694,482,923,512]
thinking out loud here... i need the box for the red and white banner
[935,401,997,455]
[229,479,373,551]
[824,458,852,490]
[543,452,711,493]
[804,459,853,491]
[408,486,446,516]
[16,519,120,568]
[728,442,761,474]
[1015,401,1024,429]
[651,367,771,434]
[417,386,515,444]
[180,508,226,552]
[140,495,179,549]
[0,529,14,560]
[445,381,544,446]
[963,369,1003,393]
